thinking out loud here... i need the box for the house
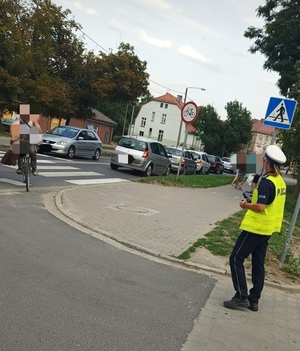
[245,118,277,154]
[132,93,201,148]
[38,109,117,144]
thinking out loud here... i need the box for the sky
[53,0,283,120]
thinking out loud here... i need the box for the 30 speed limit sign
[181,101,198,124]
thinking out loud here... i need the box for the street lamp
[176,87,206,148]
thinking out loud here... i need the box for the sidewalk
[53,179,300,351]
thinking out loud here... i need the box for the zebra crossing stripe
[65,178,128,185]
[37,171,101,177]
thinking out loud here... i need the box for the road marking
[34,166,80,170]
[65,178,128,185]
[37,171,101,177]
[0,178,25,186]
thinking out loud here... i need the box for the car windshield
[118,137,148,151]
[46,126,79,138]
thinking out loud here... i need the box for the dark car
[164,147,197,175]
[207,154,224,174]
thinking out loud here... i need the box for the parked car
[1,118,14,133]
[190,151,211,174]
[207,154,224,174]
[164,147,197,174]
[110,135,171,176]
[221,157,236,174]
[39,125,102,160]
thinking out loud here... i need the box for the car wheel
[164,165,171,176]
[67,146,75,159]
[110,163,119,171]
[220,168,223,174]
[143,164,153,177]
[92,148,101,160]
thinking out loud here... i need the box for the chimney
[177,95,183,102]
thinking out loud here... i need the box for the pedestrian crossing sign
[264,97,297,130]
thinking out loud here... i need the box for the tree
[244,0,300,96]
[192,105,224,155]
[0,1,150,124]
[223,101,252,155]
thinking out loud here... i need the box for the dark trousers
[18,144,37,171]
[229,230,270,303]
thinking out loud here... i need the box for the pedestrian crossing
[0,151,128,186]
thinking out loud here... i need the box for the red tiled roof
[251,118,274,135]
[153,93,184,109]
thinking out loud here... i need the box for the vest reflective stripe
[239,175,286,235]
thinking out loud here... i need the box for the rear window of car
[165,148,181,156]
[192,153,200,160]
[222,157,230,162]
[118,137,148,151]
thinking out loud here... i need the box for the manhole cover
[107,204,159,216]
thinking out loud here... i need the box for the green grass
[137,174,234,188]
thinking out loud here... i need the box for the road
[0,154,217,350]
[0,151,140,189]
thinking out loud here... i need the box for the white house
[132,93,201,148]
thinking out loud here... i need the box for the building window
[148,128,152,138]
[141,117,146,127]
[160,103,163,108]
[151,112,155,122]
[139,131,144,136]
[161,114,167,124]
[158,130,164,142]
[165,104,168,109]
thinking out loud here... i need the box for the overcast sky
[54,0,282,120]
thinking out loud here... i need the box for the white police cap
[265,145,286,166]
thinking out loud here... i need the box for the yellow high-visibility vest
[239,175,286,235]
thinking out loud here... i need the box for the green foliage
[192,101,252,156]
[244,0,300,96]
[192,105,224,155]
[223,101,252,155]
[0,1,150,121]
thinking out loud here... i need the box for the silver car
[40,126,102,160]
[190,151,211,174]
[110,135,171,176]
[164,147,197,174]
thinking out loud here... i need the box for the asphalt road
[0,191,216,350]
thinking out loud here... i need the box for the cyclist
[10,114,42,176]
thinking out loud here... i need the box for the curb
[54,186,300,293]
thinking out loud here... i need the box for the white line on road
[37,171,102,177]
[0,178,25,186]
[65,178,128,185]
[34,166,80,170]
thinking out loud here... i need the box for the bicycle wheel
[24,156,30,192]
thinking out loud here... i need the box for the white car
[190,151,211,174]
[221,157,236,174]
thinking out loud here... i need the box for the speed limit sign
[181,101,198,124]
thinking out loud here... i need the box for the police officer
[224,145,287,312]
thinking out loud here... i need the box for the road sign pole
[279,192,300,267]
[270,128,277,145]
[176,124,189,180]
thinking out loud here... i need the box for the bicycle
[20,152,30,192]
